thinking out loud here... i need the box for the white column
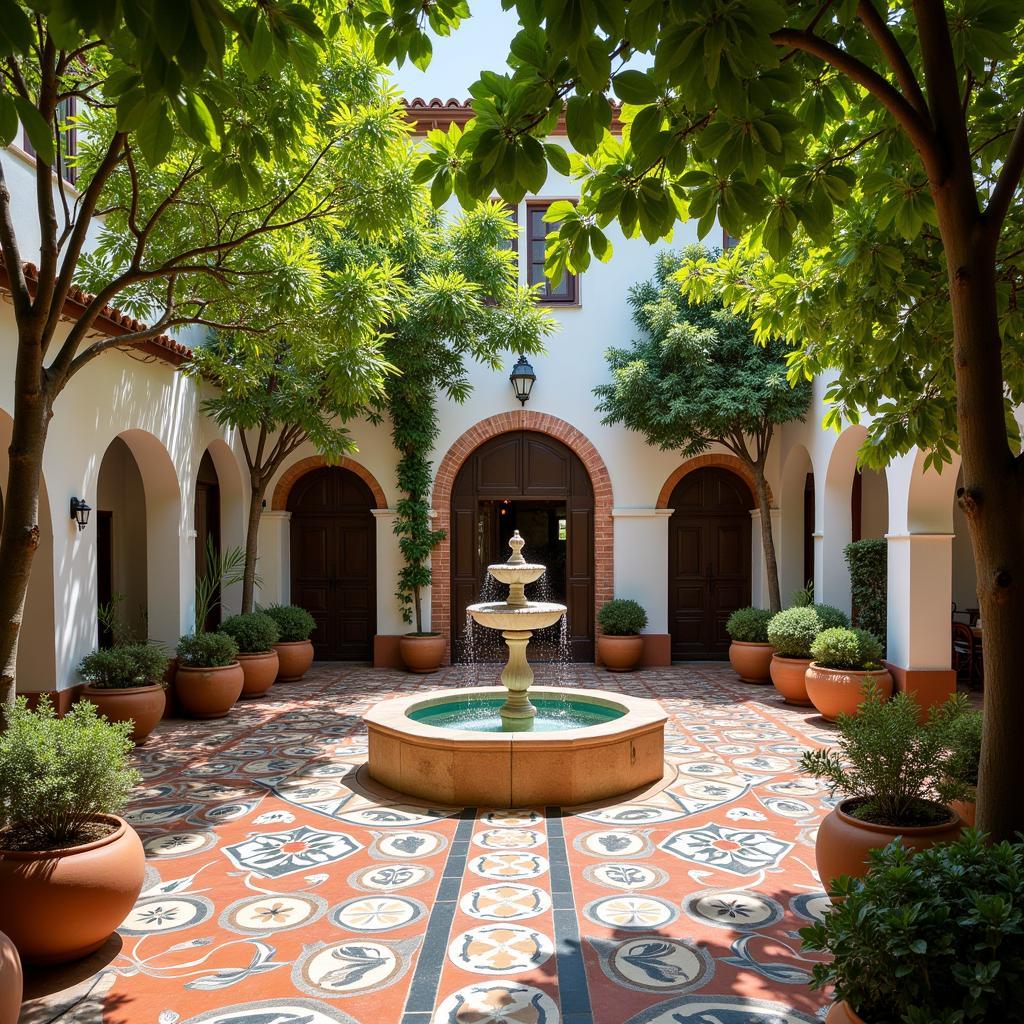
[256,510,291,607]
[373,508,406,635]
[611,507,673,632]
[887,532,954,670]
[750,508,781,609]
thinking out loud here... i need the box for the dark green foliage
[947,711,984,789]
[218,613,280,654]
[811,604,850,631]
[0,696,139,850]
[801,832,1024,1023]
[177,631,239,668]
[799,686,972,827]
[264,604,316,643]
[811,626,883,670]
[726,606,772,644]
[597,599,648,636]
[767,605,848,658]
[846,538,887,649]
[77,643,169,689]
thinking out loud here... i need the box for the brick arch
[657,453,774,509]
[272,455,387,511]
[431,411,614,663]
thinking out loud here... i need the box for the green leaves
[15,96,54,164]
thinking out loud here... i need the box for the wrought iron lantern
[70,496,91,531]
[509,354,536,405]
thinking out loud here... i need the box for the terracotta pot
[237,650,279,698]
[0,929,21,1024]
[399,633,446,673]
[0,814,145,965]
[728,641,773,683]
[598,634,645,672]
[815,797,962,892]
[81,684,166,743]
[951,786,976,827]
[826,1003,865,1024]
[770,655,813,705]
[174,662,244,718]
[275,639,314,681]
[805,664,894,721]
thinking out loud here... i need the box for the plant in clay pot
[0,697,144,964]
[801,832,1024,1024]
[174,631,243,719]
[77,641,170,743]
[800,686,969,890]
[945,709,982,827]
[219,612,280,698]
[597,599,648,672]
[725,606,774,684]
[766,605,849,706]
[805,626,891,721]
[264,604,317,681]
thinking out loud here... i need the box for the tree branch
[985,112,1024,239]
[0,163,31,321]
[856,0,930,119]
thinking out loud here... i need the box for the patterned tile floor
[21,663,841,1024]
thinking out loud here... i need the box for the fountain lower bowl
[466,600,566,631]
[364,686,667,807]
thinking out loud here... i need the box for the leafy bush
[946,709,983,788]
[811,626,883,669]
[0,696,140,850]
[263,604,316,643]
[801,832,1024,1024]
[218,612,279,653]
[766,606,820,658]
[78,642,169,689]
[726,606,773,643]
[799,686,971,826]
[597,599,648,636]
[811,603,850,630]
[177,631,239,667]
[845,538,887,650]
[791,580,814,607]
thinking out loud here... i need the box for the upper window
[526,201,578,306]
[22,97,77,186]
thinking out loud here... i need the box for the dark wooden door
[669,468,753,660]
[97,510,114,648]
[451,431,594,661]
[288,467,376,660]
[194,451,221,631]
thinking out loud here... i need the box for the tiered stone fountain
[365,531,666,807]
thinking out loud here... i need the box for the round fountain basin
[364,686,668,807]
[486,562,546,587]
[466,600,566,631]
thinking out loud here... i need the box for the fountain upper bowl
[486,562,546,586]
[467,600,566,631]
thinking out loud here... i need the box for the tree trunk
[750,462,782,613]
[241,483,265,614]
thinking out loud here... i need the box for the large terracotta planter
[81,683,166,743]
[598,634,645,672]
[769,655,812,705]
[805,664,893,721]
[951,786,976,827]
[275,639,314,681]
[826,1003,864,1024]
[0,929,21,1024]
[815,797,962,892]
[728,641,773,684]
[238,650,279,698]
[399,633,446,673]
[0,815,145,965]
[175,662,244,718]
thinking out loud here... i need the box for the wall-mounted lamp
[509,354,536,406]
[70,496,92,531]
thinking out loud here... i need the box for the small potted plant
[0,697,144,965]
[802,832,1024,1023]
[945,708,982,826]
[800,685,967,890]
[175,631,243,718]
[596,599,648,671]
[725,606,774,683]
[765,604,847,705]
[77,641,170,743]
[264,604,317,681]
[805,626,891,720]
[218,612,280,698]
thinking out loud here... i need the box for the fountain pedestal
[499,629,537,728]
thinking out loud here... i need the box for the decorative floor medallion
[329,895,425,931]
[590,936,713,993]
[220,893,328,935]
[659,822,794,875]
[448,924,555,974]
[223,826,362,878]
[432,982,560,1024]
[460,883,552,921]
[469,852,550,880]
[583,895,678,930]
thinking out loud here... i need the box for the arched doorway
[288,466,376,661]
[668,467,754,660]
[451,430,595,661]
[194,450,221,631]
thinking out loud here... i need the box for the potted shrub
[265,604,317,681]
[800,686,967,890]
[175,631,243,718]
[219,612,280,698]
[946,708,982,826]
[765,605,850,705]
[0,697,144,965]
[802,832,1024,1023]
[725,606,774,683]
[77,641,170,743]
[805,626,891,720]
[596,599,648,671]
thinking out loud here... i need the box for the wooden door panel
[476,436,521,494]
[523,437,569,495]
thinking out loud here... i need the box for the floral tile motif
[659,822,794,875]
[222,825,362,877]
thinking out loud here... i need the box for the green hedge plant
[845,538,887,650]
[811,603,850,630]
[177,631,239,668]
[946,709,983,789]
[263,604,316,643]
[766,607,819,658]
[78,642,169,689]
[801,832,1024,1023]
[811,626,883,670]
[726,606,773,643]
[597,599,648,636]
[218,612,279,654]
[0,696,140,851]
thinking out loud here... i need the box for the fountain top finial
[507,530,526,564]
